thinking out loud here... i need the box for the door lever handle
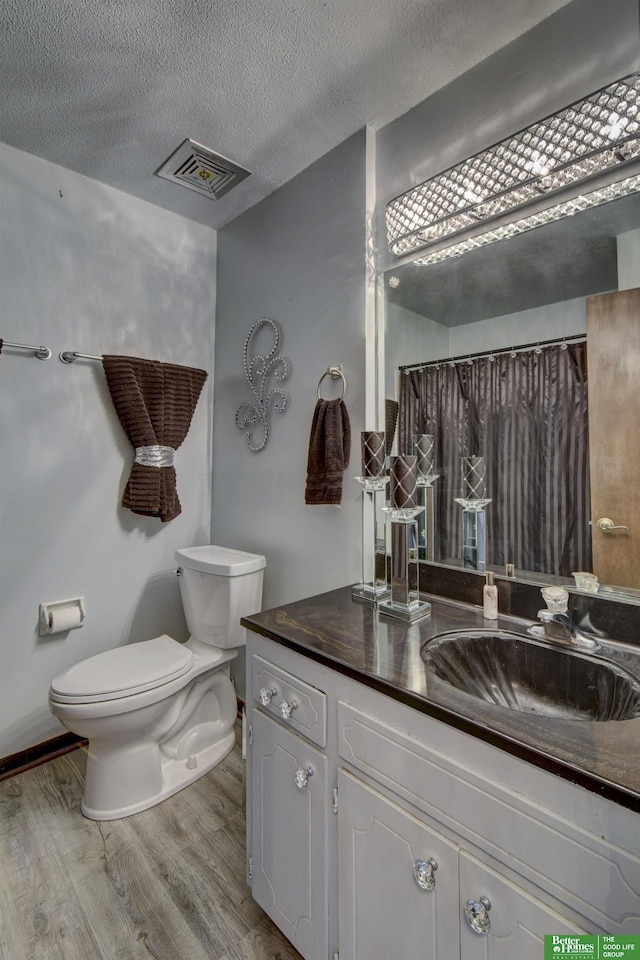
[597,517,630,534]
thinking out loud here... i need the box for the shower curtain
[398,342,591,577]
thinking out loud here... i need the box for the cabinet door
[460,850,588,960]
[251,709,328,960]
[338,768,459,960]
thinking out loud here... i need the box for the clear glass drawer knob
[413,857,438,890]
[294,766,313,789]
[279,699,298,720]
[464,896,492,935]
[258,687,277,706]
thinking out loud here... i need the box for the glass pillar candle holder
[413,435,438,561]
[379,506,431,622]
[454,496,492,572]
[352,475,390,603]
[415,476,439,562]
[457,456,490,570]
[361,431,386,478]
[389,455,418,509]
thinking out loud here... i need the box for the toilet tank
[176,545,266,648]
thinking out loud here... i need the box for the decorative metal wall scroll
[235,317,290,452]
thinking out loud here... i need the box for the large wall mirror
[377,189,640,600]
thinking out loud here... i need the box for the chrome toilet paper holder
[39,597,86,636]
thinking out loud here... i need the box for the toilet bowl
[48,545,265,821]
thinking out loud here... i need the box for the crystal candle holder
[378,505,431,622]
[455,490,492,573]
[352,476,390,603]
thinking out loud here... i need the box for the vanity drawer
[338,699,640,932]
[252,655,327,748]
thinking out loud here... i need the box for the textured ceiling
[3,0,571,230]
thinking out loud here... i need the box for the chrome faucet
[536,608,598,650]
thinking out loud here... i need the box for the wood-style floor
[0,728,302,960]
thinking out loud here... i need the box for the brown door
[587,287,640,590]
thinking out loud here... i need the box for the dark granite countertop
[242,585,640,813]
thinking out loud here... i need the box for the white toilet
[48,545,265,821]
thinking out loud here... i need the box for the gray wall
[385,303,448,400]
[388,298,588,388]
[0,142,216,755]
[374,0,640,272]
[619,228,640,289]
[213,132,367,692]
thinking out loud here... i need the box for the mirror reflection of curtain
[399,343,591,577]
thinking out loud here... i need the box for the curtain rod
[398,333,586,373]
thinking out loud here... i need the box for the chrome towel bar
[2,340,51,360]
[59,351,102,363]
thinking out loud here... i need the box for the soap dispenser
[483,571,498,620]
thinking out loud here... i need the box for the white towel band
[134,445,175,468]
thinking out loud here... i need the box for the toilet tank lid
[176,545,266,576]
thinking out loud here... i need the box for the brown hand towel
[305,398,351,505]
[102,355,207,522]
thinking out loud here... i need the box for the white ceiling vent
[155,138,250,200]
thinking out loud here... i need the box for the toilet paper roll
[48,605,83,634]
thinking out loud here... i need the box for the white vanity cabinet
[458,851,583,959]
[246,629,640,960]
[337,768,460,959]
[337,763,584,960]
[247,652,330,960]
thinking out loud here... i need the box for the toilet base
[80,727,236,821]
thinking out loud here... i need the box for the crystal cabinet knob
[258,687,277,706]
[279,699,298,720]
[294,766,313,789]
[464,896,492,935]
[413,857,438,891]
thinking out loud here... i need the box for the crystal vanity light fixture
[386,73,640,260]
[414,172,640,267]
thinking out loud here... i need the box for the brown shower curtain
[399,342,591,576]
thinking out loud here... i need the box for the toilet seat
[49,635,193,704]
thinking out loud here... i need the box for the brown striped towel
[304,398,351,505]
[102,355,207,522]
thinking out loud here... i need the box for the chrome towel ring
[317,365,346,400]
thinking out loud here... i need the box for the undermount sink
[421,630,640,722]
